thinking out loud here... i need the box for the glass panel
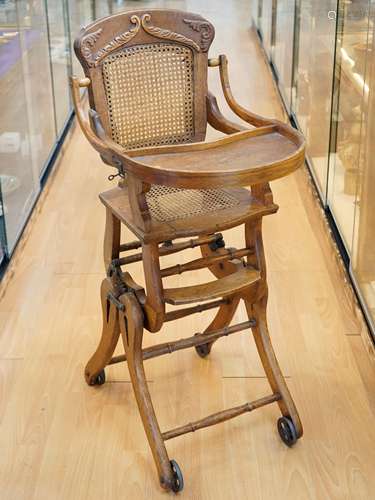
[0,0,39,252]
[17,0,56,175]
[293,0,337,198]
[0,174,7,263]
[251,0,260,26]
[68,0,94,77]
[328,0,370,250]
[351,0,375,329]
[259,0,274,58]
[273,0,295,110]
[45,0,72,133]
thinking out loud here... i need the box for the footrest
[163,267,260,305]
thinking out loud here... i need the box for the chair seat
[145,184,240,222]
[100,184,278,243]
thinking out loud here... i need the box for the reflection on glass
[351,1,375,328]
[46,0,71,133]
[0,0,39,252]
[293,0,337,197]
[251,0,260,26]
[329,0,370,250]
[69,0,94,76]
[17,0,56,174]
[259,0,274,58]
[273,0,295,110]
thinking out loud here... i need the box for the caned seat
[71,8,306,494]
[145,185,240,222]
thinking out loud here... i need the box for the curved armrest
[206,91,247,134]
[70,76,117,158]
[70,76,147,174]
[217,54,274,128]
[208,56,303,150]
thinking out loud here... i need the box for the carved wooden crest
[141,14,200,52]
[81,15,141,67]
[81,13,207,67]
[183,19,214,52]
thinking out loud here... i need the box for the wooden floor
[1,1,375,499]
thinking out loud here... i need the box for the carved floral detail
[141,14,200,52]
[183,19,214,52]
[81,28,103,65]
[81,13,204,67]
[82,16,141,67]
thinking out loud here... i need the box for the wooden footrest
[163,267,260,305]
[162,393,281,441]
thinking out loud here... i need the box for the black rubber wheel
[277,416,298,447]
[170,460,184,493]
[91,369,106,386]
[195,343,211,358]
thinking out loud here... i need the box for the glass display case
[0,0,94,258]
[293,0,338,198]
[272,0,296,110]
[259,0,275,58]
[45,0,72,133]
[329,1,371,250]
[330,0,375,328]
[252,0,375,334]
[0,0,40,254]
[251,0,260,25]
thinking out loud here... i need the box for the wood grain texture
[164,267,260,305]
[0,1,375,498]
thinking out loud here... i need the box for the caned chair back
[74,9,215,150]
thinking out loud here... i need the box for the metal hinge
[108,156,126,181]
[107,292,125,311]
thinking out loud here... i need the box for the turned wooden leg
[245,294,303,438]
[195,296,240,358]
[84,278,120,385]
[118,293,176,491]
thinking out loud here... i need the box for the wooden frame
[72,8,305,493]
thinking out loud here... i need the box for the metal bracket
[108,156,126,181]
[107,292,125,311]
[209,234,225,251]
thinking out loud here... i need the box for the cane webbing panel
[102,43,194,149]
[146,185,240,222]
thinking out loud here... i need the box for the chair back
[74,9,215,150]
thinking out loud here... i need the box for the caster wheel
[195,343,211,358]
[170,460,184,493]
[277,416,298,447]
[91,369,106,386]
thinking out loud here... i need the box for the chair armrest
[70,76,147,174]
[209,56,304,149]
[70,75,157,231]
[217,54,274,128]
[70,76,117,158]
[206,91,247,134]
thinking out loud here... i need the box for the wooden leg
[197,235,243,357]
[85,209,122,384]
[84,278,120,385]
[119,293,175,491]
[195,295,240,357]
[104,207,121,273]
[245,294,303,438]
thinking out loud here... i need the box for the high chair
[71,8,305,493]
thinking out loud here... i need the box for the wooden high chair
[71,9,305,493]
